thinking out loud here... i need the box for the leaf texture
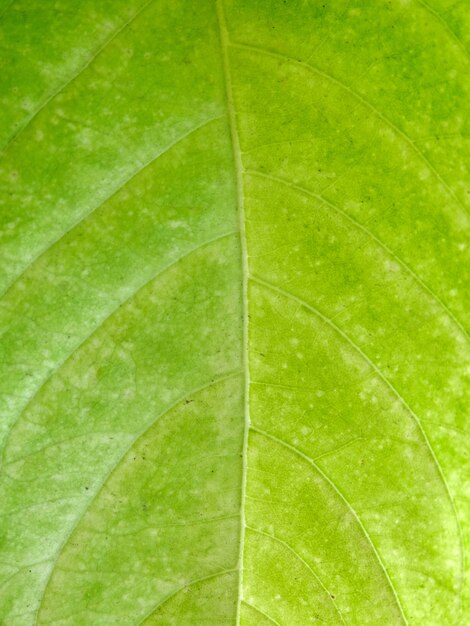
[0,1,469,624]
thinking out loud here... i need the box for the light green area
[0,0,469,624]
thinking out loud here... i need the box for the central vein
[216,2,251,624]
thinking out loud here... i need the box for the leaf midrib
[216,3,251,625]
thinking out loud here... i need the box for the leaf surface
[0,1,469,624]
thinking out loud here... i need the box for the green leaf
[0,1,469,624]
